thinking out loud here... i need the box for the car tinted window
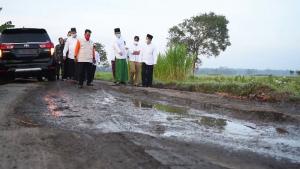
[0,29,50,43]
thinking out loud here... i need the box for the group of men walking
[53,27,157,88]
[53,28,100,88]
[111,28,157,87]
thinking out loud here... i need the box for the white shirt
[94,51,100,66]
[141,43,158,65]
[63,36,78,59]
[112,37,127,59]
[129,43,142,62]
[107,51,115,62]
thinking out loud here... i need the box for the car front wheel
[47,69,56,81]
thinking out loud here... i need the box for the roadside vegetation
[154,75,300,102]
[154,44,194,81]
[95,42,300,102]
[95,13,299,102]
[95,71,300,102]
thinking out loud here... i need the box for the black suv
[0,28,56,81]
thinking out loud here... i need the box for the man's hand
[93,58,96,64]
[133,51,140,55]
[118,52,122,56]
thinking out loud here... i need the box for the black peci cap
[71,28,77,33]
[114,28,121,33]
[146,34,153,40]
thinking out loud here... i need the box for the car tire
[37,76,43,82]
[47,70,56,81]
[0,73,15,82]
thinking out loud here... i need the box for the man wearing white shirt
[129,36,142,86]
[63,28,78,80]
[141,34,157,87]
[112,28,128,84]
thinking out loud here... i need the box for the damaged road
[0,80,299,169]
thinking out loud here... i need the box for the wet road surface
[1,80,300,169]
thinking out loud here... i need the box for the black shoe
[87,83,94,86]
[78,85,83,89]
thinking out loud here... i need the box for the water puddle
[129,99,300,163]
[42,91,300,163]
[133,99,188,114]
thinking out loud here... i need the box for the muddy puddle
[39,87,300,163]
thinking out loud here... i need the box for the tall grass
[154,44,194,81]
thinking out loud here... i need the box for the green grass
[156,75,300,101]
[154,44,194,81]
[95,71,300,102]
[95,71,114,81]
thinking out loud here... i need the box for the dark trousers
[74,61,79,81]
[62,59,67,79]
[91,65,96,82]
[77,62,93,86]
[66,58,75,79]
[111,60,116,80]
[142,63,154,87]
[56,63,64,79]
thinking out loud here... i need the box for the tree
[168,12,231,75]
[94,42,109,67]
[289,70,295,75]
[0,7,15,33]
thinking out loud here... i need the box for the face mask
[85,34,91,41]
[115,34,121,38]
[134,41,138,45]
[72,33,77,38]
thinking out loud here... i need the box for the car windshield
[0,29,50,43]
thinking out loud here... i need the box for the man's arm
[63,39,69,59]
[74,40,80,62]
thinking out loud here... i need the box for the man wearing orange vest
[74,29,95,88]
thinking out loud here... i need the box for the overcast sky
[1,0,299,70]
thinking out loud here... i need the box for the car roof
[2,28,47,34]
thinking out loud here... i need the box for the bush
[154,44,194,81]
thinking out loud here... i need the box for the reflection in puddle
[44,94,62,118]
[132,99,264,140]
[133,99,187,114]
[225,121,257,137]
[197,116,227,130]
[133,99,153,108]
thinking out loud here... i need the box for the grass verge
[95,71,300,102]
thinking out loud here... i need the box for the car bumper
[0,61,55,77]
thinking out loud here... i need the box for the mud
[0,79,299,169]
